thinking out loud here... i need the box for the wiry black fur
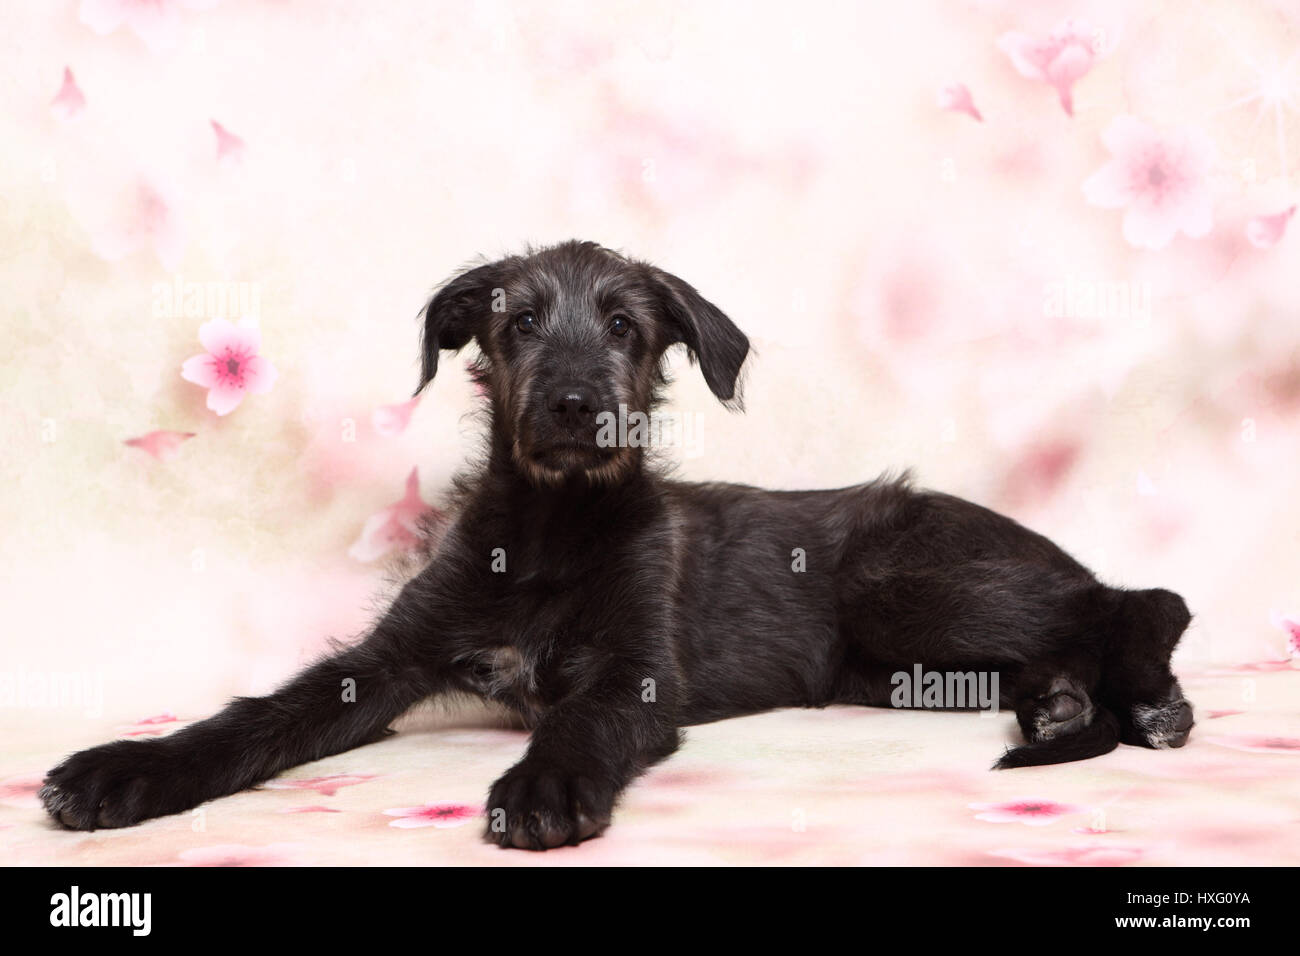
[41,240,1193,849]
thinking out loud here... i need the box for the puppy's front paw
[484,762,613,850]
[40,739,185,831]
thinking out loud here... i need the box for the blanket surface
[4,667,1296,866]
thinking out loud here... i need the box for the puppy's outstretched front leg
[486,659,680,850]
[41,585,444,831]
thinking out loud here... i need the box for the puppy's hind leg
[1016,674,1095,743]
[994,668,1120,769]
[1103,588,1195,750]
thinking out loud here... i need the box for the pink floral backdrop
[2,0,1299,865]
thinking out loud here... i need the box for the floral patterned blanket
[4,666,1297,866]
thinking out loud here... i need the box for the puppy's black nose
[546,385,598,428]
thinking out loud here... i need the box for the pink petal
[264,773,376,796]
[348,471,433,562]
[372,396,420,436]
[241,354,278,395]
[1284,619,1300,656]
[79,0,128,35]
[402,467,422,504]
[997,33,1050,80]
[1122,199,1185,250]
[396,473,438,534]
[124,430,195,461]
[1246,205,1296,249]
[211,120,245,163]
[180,353,221,388]
[206,380,246,416]
[1100,115,1159,157]
[937,83,982,122]
[1000,22,1100,117]
[51,67,86,120]
[281,806,341,814]
[129,6,182,53]
[1046,45,1092,116]
[1172,191,1214,240]
[89,180,185,268]
[177,843,297,867]
[347,511,408,563]
[1082,160,1135,208]
[85,0,184,53]
[198,317,259,357]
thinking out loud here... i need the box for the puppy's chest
[456,644,561,723]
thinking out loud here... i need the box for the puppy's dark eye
[515,312,537,333]
[608,315,631,337]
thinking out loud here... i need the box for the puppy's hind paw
[1131,697,1194,749]
[1018,676,1095,743]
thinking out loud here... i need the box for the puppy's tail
[992,707,1121,769]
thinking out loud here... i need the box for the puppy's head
[416,240,749,487]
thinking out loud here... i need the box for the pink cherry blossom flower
[80,0,217,54]
[998,19,1102,116]
[372,395,420,437]
[383,803,481,829]
[180,318,277,416]
[211,120,245,164]
[124,430,195,461]
[51,68,86,121]
[1247,205,1297,248]
[937,83,982,122]
[89,179,185,270]
[176,843,302,867]
[989,845,1143,866]
[263,773,377,797]
[1083,116,1216,250]
[348,468,441,562]
[1205,735,1300,755]
[970,799,1084,826]
[1271,610,1300,657]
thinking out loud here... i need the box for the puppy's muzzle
[546,384,599,430]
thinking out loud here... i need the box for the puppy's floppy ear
[415,262,500,395]
[651,268,750,405]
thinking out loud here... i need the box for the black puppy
[41,240,1193,850]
